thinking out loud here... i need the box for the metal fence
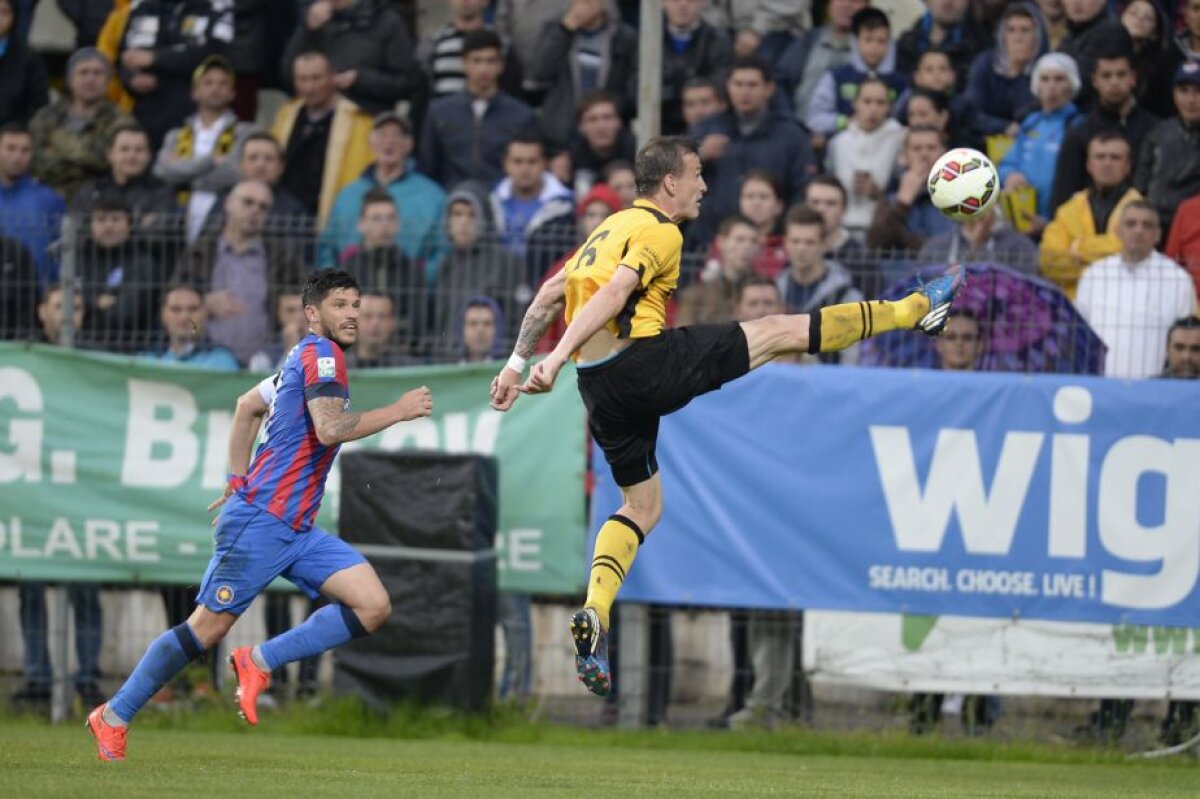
[2,211,1197,376]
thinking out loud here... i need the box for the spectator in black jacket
[226,0,276,121]
[660,0,732,135]
[0,0,48,125]
[419,30,537,190]
[1049,51,1159,213]
[1134,61,1200,236]
[57,0,115,49]
[115,0,234,150]
[71,122,176,228]
[338,188,423,350]
[526,0,638,151]
[681,76,728,129]
[561,90,637,197]
[1058,0,1132,111]
[895,0,989,91]
[1121,0,1180,122]
[0,234,36,338]
[688,55,816,249]
[76,193,164,351]
[281,0,423,115]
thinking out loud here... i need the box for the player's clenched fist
[396,386,433,420]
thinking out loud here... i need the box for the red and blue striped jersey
[242,333,349,531]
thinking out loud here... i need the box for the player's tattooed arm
[491,269,566,411]
[308,397,363,445]
[307,387,433,446]
[513,268,567,359]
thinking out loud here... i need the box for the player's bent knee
[356,591,392,633]
[621,497,662,534]
[743,315,808,364]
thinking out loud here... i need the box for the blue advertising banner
[592,366,1200,627]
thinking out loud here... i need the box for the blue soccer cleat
[569,607,611,697]
[915,265,966,336]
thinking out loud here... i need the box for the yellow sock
[584,515,643,629]
[810,294,931,353]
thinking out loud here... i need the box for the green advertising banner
[0,344,587,593]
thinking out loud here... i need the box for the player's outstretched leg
[743,265,965,368]
[810,265,965,353]
[231,561,388,724]
[571,478,660,697]
[87,610,231,761]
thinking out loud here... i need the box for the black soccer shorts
[576,322,750,487]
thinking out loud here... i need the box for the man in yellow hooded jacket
[271,50,373,227]
[1040,130,1143,299]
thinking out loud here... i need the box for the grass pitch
[4,706,1197,798]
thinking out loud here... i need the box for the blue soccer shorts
[196,494,366,615]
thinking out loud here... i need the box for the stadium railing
[2,211,1196,376]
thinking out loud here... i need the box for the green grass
[5,703,1198,798]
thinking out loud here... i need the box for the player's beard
[330,328,356,350]
[318,314,357,350]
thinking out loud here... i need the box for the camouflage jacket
[29,100,133,203]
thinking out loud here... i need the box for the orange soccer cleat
[228,646,271,726]
[86,704,127,762]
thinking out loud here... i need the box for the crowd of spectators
[2,0,1199,738]
[0,0,1193,369]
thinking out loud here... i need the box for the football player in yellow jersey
[489,135,963,697]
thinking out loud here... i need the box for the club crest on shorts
[317,357,336,378]
[215,585,235,605]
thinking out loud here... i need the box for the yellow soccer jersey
[563,199,682,339]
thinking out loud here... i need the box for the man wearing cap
[317,111,446,268]
[114,0,235,150]
[30,48,133,203]
[154,56,256,243]
[1135,62,1200,235]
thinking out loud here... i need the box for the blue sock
[109,624,203,723]
[258,604,367,670]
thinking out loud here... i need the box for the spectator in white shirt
[1075,201,1196,379]
[824,77,905,234]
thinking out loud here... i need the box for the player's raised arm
[523,264,641,394]
[307,388,432,446]
[490,266,568,411]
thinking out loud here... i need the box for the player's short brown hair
[635,135,699,195]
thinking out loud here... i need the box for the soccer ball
[926,148,999,222]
